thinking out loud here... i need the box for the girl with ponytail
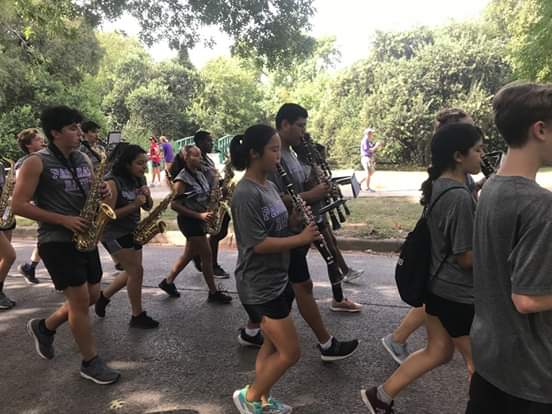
[363,122,484,413]
[230,124,319,414]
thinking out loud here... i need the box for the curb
[12,227,403,253]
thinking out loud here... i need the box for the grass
[14,196,423,240]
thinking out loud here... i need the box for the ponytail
[420,165,443,206]
[230,134,247,171]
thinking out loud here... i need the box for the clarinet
[276,163,343,285]
[306,137,350,218]
[480,151,503,178]
[299,137,342,231]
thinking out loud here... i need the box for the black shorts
[151,161,161,168]
[38,242,102,291]
[101,233,142,255]
[466,372,552,414]
[177,216,207,238]
[243,283,295,324]
[288,245,311,284]
[425,292,474,338]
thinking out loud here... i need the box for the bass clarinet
[276,163,343,285]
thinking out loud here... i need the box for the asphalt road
[1,240,469,414]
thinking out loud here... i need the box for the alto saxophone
[73,154,117,252]
[133,190,175,246]
[207,159,235,235]
[0,157,16,230]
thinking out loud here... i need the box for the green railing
[173,134,235,163]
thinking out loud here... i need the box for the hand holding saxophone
[99,181,112,200]
[198,211,214,222]
[59,215,89,233]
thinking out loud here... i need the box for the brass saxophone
[133,190,175,246]
[207,160,235,235]
[0,157,15,230]
[73,155,117,252]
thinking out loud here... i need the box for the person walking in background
[159,136,174,181]
[359,128,381,193]
[148,136,161,187]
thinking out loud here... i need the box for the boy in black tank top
[12,106,120,385]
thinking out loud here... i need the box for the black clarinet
[480,151,503,178]
[276,163,343,285]
[299,137,342,231]
[306,137,351,218]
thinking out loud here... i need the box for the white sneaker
[330,298,363,313]
[343,268,364,283]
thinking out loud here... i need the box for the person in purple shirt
[359,127,381,192]
[159,136,174,180]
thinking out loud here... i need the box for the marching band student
[80,120,105,170]
[16,128,46,285]
[263,103,359,361]
[158,144,232,304]
[381,108,481,365]
[231,124,319,414]
[292,139,363,313]
[12,105,120,385]
[94,144,159,329]
[467,82,552,413]
[362,123,483,413]
[0,158,16,310]
[191,131,232,279]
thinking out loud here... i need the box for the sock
[331,283,344,302]
[39,319,56,336]
[30,261,39,270]
[82,355,98,367]
[245,327,260,337]
[377,385,393,404]
[0,281,3,292]
[320,336,334,350]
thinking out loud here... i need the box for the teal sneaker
[263,397,293,413]
[233,386,263,414]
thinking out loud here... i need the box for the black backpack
[395,186,465,307]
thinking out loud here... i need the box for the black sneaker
[237,328,264,347]
[94,291,110,317]
[318,337,359,362]
[361,387,395,414]
[213,265,230,279]
[207,290,232,304]
[159,279,180,298]
[80,356,120,385]
[192,256,202,272]
[18,263,39,284]
[27,318,55,360]
[129,311,160,329]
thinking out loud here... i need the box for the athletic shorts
[361,156,375,172]
[102,233,142,255]
[243,283,295,323]
[466,372,552,414]
[425,292,474,338]
[288,245,311,284]
[151,161,161,168]
[38,242,102,291]
[177,216,207,238]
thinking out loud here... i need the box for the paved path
[1,241,471,413]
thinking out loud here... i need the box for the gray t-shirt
[427,178,475,304]
[231,178,290,305]
[174,167,210,213]
[34,147,94,243]
[102,173,141,240]
[268,147,307,194]
[472,175,552,404]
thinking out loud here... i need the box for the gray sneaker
[381,334,409,364]
[343,268,364,283]
[80,356,120,385]
[27,318,55,360]
[0,291,14,310]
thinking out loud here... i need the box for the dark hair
[16,128,40,154]
[40,105,83,141]
[275,103,308,130]
[168,145,198,179]
[193,130,211,146]
[112,144,146,178]
[420,123,483,205]
[434,108,470,133]
[493,81,552,148]
[81,120,100,133]
[230,124,277,171]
